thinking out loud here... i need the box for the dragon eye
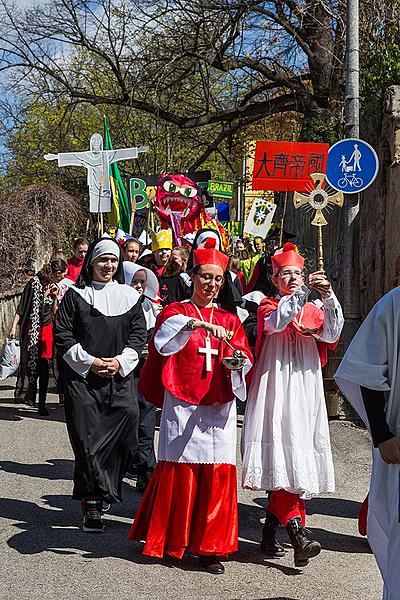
[163,181,178,193]
[180,186,197,198]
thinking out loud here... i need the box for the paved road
[0,379,382,600]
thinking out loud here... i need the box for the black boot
[286,517,321,567]
[260,511,285,557]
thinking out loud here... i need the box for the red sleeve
[138,302,186,408]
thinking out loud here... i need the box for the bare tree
[0,0,346,170]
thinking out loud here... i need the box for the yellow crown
[151,229,173,252]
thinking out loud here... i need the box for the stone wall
[0,289,23,340]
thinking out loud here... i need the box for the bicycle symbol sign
[326,138,379,194]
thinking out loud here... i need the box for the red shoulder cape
[255,297,337,367]
[139,302,253,408]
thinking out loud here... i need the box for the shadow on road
[0,480,144,562]
[0,403,66,423]
[307,497,362,519]
[0,458,74,481]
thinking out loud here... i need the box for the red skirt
[128,461,238,559]
[40,323,53,359]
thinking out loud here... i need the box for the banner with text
[252,141,329,192]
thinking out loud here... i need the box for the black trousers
[37,358,49,404]
[133,382,156,475]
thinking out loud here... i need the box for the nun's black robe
[55,285,146,503]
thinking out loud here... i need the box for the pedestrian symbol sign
[326,138,379,194]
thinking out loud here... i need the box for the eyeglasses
[195,273,224,284]
[277,270,304,279]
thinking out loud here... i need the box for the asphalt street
[0,378,382,600]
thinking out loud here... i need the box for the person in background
[187,229,243,315]
[10,260,67,415]
[150,230,173,278]
[235,239,245,253]
[159,246,191,306]
[228,256,246,295]
[66,237,89,282]
[122,238,141,263]
[123,261,161,492]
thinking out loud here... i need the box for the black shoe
[286,517,321,567]
[136,471,152,493]
[260,511,286,557]
[198,555,225,575]
[38,404,49,416]
[81,498,104,533]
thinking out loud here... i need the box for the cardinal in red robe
[129,239,253,574]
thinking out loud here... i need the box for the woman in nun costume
[55,238,146,533]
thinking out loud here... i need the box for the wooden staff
[129,195,137,236]
[278,191,288,247]
[317,224,324,271]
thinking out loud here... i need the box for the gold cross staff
[199,338,219,372]
[293,172,344,270]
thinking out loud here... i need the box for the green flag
[103,115,131,232]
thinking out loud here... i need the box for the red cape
[255,297,337,367]
[139,302,253,408]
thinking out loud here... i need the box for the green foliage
[362,0,400,102]
[300,116,343,145]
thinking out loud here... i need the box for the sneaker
[81,498,104,533]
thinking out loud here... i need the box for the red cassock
[129,301,253,559]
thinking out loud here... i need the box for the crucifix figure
[199,337,219,372]
[45,133,148,213]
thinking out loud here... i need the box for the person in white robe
[242,243,344,567]
[335,287,400,600]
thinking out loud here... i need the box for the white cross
[199,337,218,372]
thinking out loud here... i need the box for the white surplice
[242,285,344,498]
[335,287,400,600]
[154,313,251,465]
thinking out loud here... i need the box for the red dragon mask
[154,174,204,240]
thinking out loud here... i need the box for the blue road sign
[326,138,379,194]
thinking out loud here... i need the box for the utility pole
[342,0,361,345]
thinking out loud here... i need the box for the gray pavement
[0,378,382,600]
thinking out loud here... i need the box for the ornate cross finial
[293,173,344,270]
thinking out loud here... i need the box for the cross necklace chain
[190,301,219,372]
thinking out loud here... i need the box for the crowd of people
[6,223,397,597]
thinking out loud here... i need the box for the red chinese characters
[252,141,329,192]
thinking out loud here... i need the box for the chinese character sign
[252,141,329,192]
[244,198,277,237]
